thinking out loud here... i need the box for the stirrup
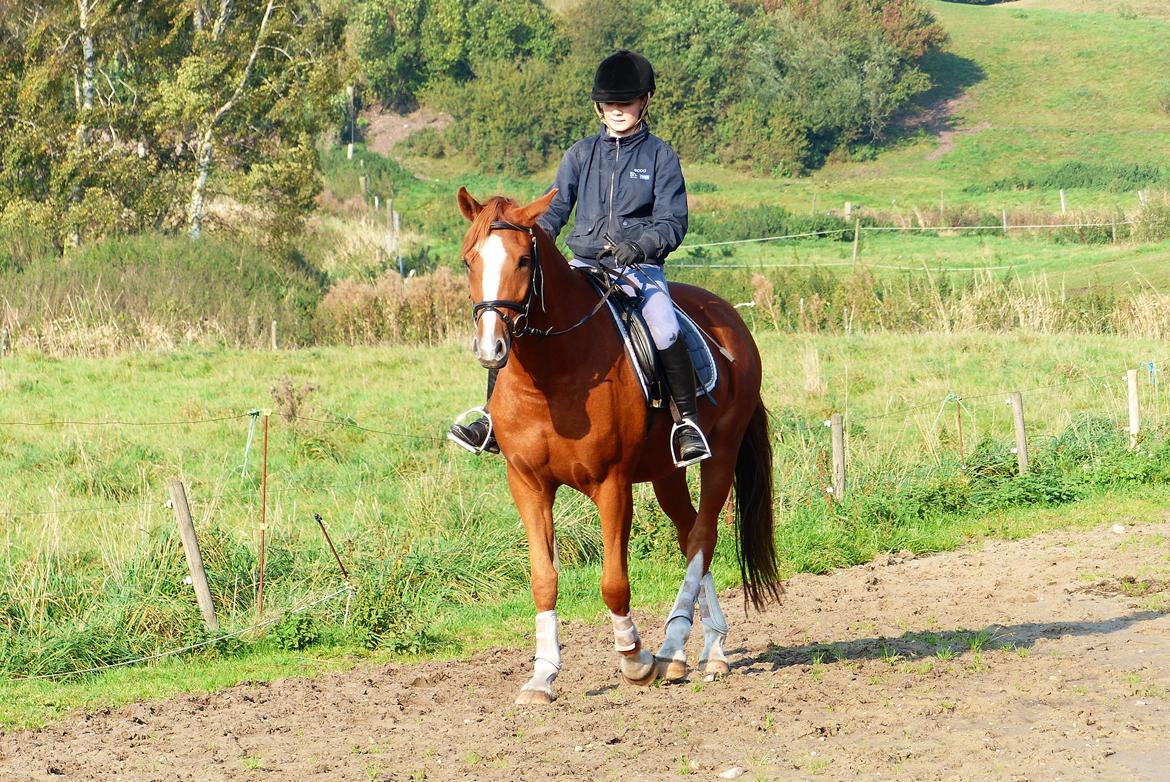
[447,406,494,454]
[670,418,711,468]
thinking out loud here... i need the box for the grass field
[5,0,1170,731]
[4,330,1170,725]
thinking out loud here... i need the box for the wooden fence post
[1127,369,1140,448]
[830,413,846,501]
[394,211,403,276]
[1009,391,1029,475]
[0,327,8,357]
[270,319,277,351]
[1059,189,1067,214]
[168,480,219,633]
[955,397,966,466]
[1002,209,1009,236]
[851,219,860,267]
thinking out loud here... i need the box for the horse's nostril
[495,340,506,359]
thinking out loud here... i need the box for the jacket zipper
[607,135,621,251]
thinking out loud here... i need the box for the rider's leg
[447,368,499,453]
[634,265,711,466]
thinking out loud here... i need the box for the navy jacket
[537,123,687,265]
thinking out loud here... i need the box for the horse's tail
[734,400,783,610]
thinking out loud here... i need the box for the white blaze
[475,234,507,355]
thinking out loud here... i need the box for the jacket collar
[598,122,649,147]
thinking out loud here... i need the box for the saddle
[578,268,718,409]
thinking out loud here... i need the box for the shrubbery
[408,0,948,175]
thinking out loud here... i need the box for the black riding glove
[612,240,646,265]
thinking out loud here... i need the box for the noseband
[470,220,545,342]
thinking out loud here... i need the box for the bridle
[469,219,625,342]
[470,220,545,343]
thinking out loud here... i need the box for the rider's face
[600,99,645,136]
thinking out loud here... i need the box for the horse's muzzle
[473,319,510,369]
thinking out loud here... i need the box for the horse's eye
[518,256,530,269]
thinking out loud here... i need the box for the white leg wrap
[610,611,640,653]
[656,553,703,666]
[698,572,729,668]
[521,610,561,695]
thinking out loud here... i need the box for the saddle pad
[600,290,719,408]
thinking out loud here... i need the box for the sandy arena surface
[3,517,1170,781]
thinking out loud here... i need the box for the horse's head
[457,187,558,369]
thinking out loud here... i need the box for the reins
[470,220,630,340]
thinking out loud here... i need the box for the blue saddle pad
[583,274,718,409]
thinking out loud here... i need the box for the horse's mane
[460,196,525,260]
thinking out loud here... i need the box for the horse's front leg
[594,479,656,685]
[507,467,561,705]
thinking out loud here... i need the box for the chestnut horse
[456,187,780,705]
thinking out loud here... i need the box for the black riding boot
[659,340,711,467]
[447,369,499,454]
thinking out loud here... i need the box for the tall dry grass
[316,266,466,346]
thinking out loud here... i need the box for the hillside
[680,0,1170,213]
[376,0,1170,285]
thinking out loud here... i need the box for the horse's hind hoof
[701,659,730,678]
[656,655,689,682]
[515,686,556,705]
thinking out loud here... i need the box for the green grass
[2,487,1165,730]
[3,331,1170,727]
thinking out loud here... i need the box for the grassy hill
[372,0,1170,286]
[684,0,1170,213]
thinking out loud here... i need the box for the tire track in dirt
[3,518,1170,781]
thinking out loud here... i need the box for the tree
[0,1,348,244]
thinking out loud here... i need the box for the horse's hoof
[619,649,658,686]
[621,667,658,687]
[515,686,556,705]
[701,658,730,678]
[656,655,689,682]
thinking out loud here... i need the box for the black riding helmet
[591,50,655,103]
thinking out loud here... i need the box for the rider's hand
[613,240,646,265]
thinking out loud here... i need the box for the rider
[448,50,710,467]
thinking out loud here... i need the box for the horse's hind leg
[652,459,736,680]
[694,458,737,677]
[651,471,700,680]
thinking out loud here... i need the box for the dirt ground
[360,107,450,156]
[3,517,1170,782]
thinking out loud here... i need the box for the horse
[455,186,781,705]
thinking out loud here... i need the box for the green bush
[274,612,321,651]
[1133,201,1170,242]
[686,205,852,246]
[973,161,1168,194]
[429,0,945,174]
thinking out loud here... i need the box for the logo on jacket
[630,168,650,180]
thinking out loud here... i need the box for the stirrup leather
[670,418,711,467]
[447,406,494,454]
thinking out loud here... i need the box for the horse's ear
[457,187,483,222]
[516,188,558,226]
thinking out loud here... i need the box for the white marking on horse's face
[473,234,509,365]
